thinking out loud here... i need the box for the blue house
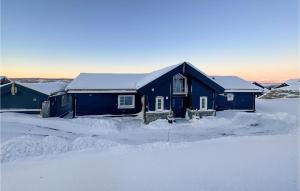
[0,76,10,85]
[66,62,261,123]
[0,81,72,117]
[211,76,262,111]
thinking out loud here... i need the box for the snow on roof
[210,76,262,92]
[136,63,182,89]
[66,73,147,91]
[277,78,300,91]
[285,78,300,86]
[67,62,217,91]
[277,84,299,91]
[0,76,6,80]
[19,81,68,95]
[66,63,260,93]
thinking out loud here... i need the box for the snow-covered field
[1,98,299,191]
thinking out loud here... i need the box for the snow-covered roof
[66,63,260,93]
[285,78,300,86]
[210,76,262,93]
[67,62,217,92]
[66,63,185,91]
[0,76,6,80]
[18,81,68,96]
[67,73,147,91]
[277,78,300,91]
[136,63,181,89]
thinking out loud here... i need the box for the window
[155,96,164,111]
[227,93,234,101]
[200,96,207,110]
[11,84,17,96]
[173,74,187,94]
[118,95,135,109]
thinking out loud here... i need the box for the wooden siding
[0,83,48,110]
[74,93,142,116]
[215,92,255,111]
[191,79,215,110]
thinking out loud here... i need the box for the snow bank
[2,133,298,191]
[1,136,70,162]
[72,136,119,151]
[190,111,297,135]
[1,136,119,162]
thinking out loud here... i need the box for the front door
[172,97,186,118]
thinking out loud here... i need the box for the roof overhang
[224,89,263,93]
[67,89,137,93]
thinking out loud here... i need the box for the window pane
[124,96,133,105]
[158,101,161,109]
[173,74,185,93]
[201,98,206,109]
[120,96,125,105]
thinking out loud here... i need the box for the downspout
[253,93,256,112]
[72,94,76,118]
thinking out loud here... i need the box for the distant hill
[10,78,73,83]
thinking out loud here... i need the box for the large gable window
[118,95,135,109]
[173,74,187,94]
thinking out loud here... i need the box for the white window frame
[155,96,164,111]
[200,96,208,111]
[118,95,135,109]
[173,74,188,95]
[227,93,234,101]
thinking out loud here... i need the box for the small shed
[0,81,72,117]
[211,76,262,111]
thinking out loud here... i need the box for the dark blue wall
[1,83,71,116]
[138,77,172,112]
[191,79,215,110]
[74,93,142,116]
[215,92,255,111]
[138,63,219,112]
[49,94,73,117]
[0,83,48,110]
[139,64,186,112]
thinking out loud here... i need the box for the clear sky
[1,0,299,82]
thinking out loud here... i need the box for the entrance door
[172,97,186,118]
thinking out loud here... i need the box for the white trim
[173,73,188,95]
[155,96,164,111]
[227,93,234,101]
[200,96,208,111]
[68,90,137,93]
[224,89,262,93]
[0,109,41,112]
[118,95,135,109]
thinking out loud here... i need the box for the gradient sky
[1,0,299,82]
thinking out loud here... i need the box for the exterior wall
[215,92,255,111]
[49,94,73,117]
[191,79,215,110]
[74,93,142,116]
[0,83,48,111]
[138,63,220,116]
[139,78,172,112]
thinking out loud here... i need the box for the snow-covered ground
[1,98,299,191]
